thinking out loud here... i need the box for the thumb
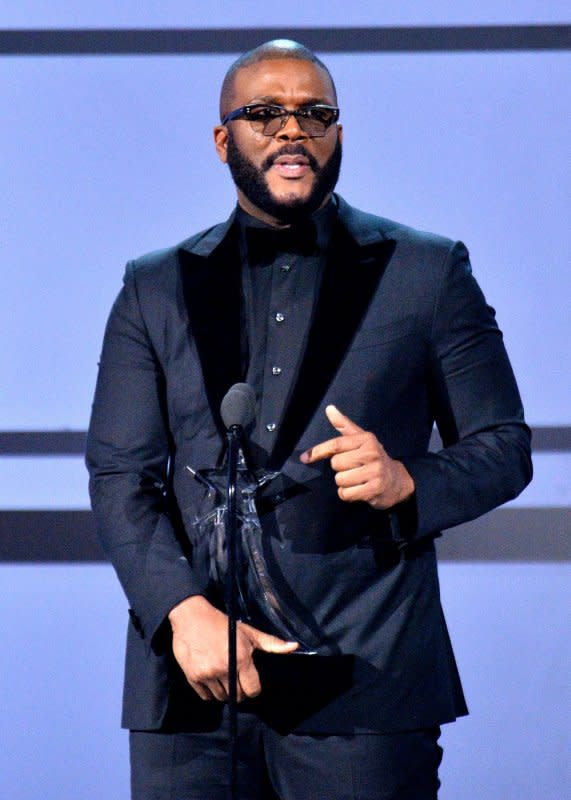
[245,625,299,654]
[325,404,364,435]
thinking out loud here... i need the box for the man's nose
[276,113,309,141]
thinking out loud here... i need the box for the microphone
[220,383,256,431]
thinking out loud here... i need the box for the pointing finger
[300,406,368,464]
[300,433,365,464]
[325,405,365,435]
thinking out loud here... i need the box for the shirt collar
[236,196,338,258]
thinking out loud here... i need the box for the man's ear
[213,125,228,164]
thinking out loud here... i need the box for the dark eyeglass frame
[221,103,340,138]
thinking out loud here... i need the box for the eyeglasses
[221,104,340,138]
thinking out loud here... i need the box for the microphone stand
[225,423,241,800]
[219,381,256,800]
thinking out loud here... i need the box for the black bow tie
[245,221,318,265]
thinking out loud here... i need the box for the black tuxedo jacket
[86,196,531,733]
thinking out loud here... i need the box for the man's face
[214,58,343,225]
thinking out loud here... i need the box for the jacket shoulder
[337,196,456,254]
[125,222,225,280]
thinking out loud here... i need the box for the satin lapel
[270,223,396,468]
[178,227,244,436]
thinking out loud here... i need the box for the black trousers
[130,707,443,800]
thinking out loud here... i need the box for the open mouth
[271,154,312,179]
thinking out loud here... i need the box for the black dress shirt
[237,199,337,464]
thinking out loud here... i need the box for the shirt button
[266,422,277,432]
[272,366,282,376]
[280,264,291,273]
[275,312,285,323]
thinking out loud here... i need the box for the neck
[235,190,332,228]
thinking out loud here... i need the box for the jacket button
[266,422,277,432]
[272,366,282,375]
[275,312,285,323]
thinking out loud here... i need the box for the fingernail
[300,449,311,463]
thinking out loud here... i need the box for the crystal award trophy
[186,454,317,654]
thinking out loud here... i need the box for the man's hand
[168,595,298,702]
[300,404,415,510]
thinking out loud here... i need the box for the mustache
[261,144,320,173]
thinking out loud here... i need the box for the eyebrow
[246,95,331,107]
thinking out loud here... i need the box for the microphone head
[220,383,256,430]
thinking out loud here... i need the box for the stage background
[1,2,569,798]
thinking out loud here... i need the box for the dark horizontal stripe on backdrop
[0,431,88,455]
[1,25,570,56]
[0,507,569,563]
[0,426,569,455]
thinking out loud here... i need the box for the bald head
[219,39,337,120]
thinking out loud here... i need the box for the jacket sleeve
[396,241,532,542]
[85,262,206,646]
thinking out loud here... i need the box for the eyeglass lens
[249,107,336,137]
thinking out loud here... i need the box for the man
[86,40,532,799]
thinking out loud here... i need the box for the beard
[226,132,342,224]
